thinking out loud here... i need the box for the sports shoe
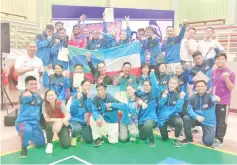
[149,140,155,148]
[94,138,104,147]
[130,137,136,142]
[212,139,223,149]
[71,137,77,147]
[45,143,53,154]
[19,148,27,159]
[173,139,182,148]
[181,138,193,144]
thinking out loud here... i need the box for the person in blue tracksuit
[90,83,127,147]
[145,26,162,66]
[161,21,187,64]
[35,24,55,67]
[70,64,88,96]
[155,64,172,93]
[118,16,131,46]
[136,63,151,87]
[86,29,104,50]
[135,69,159,147]
[102,22,118,48]
[136,28,147,64]
[43,64,70,101]
[68,80,94,146]
[15,76,45,159]
[187,51,215,95]
[50,28,68,70]
[119,85,143,142]
[182,80,220,146]
[175,65,190,116]
[157,77,185,147]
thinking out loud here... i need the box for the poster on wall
[51,5,174,40]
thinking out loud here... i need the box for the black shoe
[149,140,155,148]
[181,138,193,144]
[94,138,104,147]
[19,148,27,159]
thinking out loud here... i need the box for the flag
[68,42,141,79]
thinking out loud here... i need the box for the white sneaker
[130,137,136,142]
[45,143,53,154]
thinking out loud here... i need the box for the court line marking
[153,130,237,156]
[48,155,92,165]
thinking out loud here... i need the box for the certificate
[73,73,84,88]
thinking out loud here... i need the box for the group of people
[14,13,235,159]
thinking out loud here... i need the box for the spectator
[180,28,197,69]
[51,28,69,70]
[113,62,136,86]
[212,53,235,148]
[197,27,224,59]
[68,25,87,48]
[161,20,187,73]
[35,24,54,68]
[15,42,44,93]
[86,29,103,50]
[136,28,147,64]
[85,52,112,85]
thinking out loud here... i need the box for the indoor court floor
[1,133,237,164]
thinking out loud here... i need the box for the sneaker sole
[19,156,27,159]
[94,140,104,147]
[149,144,155,148]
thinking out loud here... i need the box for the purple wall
[52,5,174,21]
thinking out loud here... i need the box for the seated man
[15,76,45,158]
[90,83,126,147]
[113,62,136,86]
[182,80,220,147]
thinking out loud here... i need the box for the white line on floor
[48,155,92,165]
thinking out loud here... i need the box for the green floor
[1,136,237,164]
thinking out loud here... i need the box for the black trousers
[45,123,70,149]
[159,116,183,140]
[216,104,229,143]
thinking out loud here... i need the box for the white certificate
[73,73,84,88]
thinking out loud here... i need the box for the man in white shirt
[197,27,224,59]
[15,42,44,92]
[180,28,197,69]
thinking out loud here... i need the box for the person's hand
[222,72,230,80]
[77,91,82,100]
[119,72,124,78]
[85,52,91,62]
[71,33,74,39]
[105,103,112,108]
[180,91,186,99]
[125,16,130,25]
[54,39,60,45]
[64,71,70,78]
[142,103,148,109]
[79,14,86,22]
[213,95,221,102]
[188,91,193,98]
[39,93,44,100]
[23,91,32,97]
[137,99,143,106]
[150,69,155,73]
[162,90,168,98]
[28,66,34,72]
[183,19,188,25]
[96,119,103,127]
[86,89,91,98]
[196,115,205,122]
[62,118,69,126]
